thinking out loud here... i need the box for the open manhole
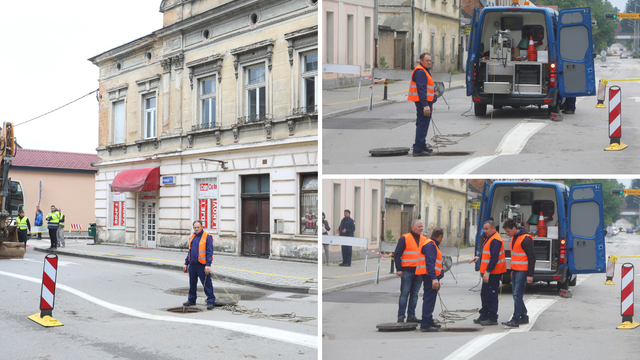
[417,151,473,157]
[167,307,202,313]
[167,287,265,301]
[441,327,483,332]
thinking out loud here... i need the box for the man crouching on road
[416,228,444,332]
[183,220,216,310]
[468,220,506,326]
[394,219,427,323]
[501,219,536,328]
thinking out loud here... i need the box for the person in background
[336,209,355,267]
[34,207,43,240]
[57,208,66,248]
[45,205,60,250]
[322,212,331,266]
[16,210,31,251]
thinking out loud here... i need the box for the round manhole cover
[376,322,419,331]
[369,147,410,156]
[167,307,201,313]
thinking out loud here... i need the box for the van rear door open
[566,183,606,274]
[556,7,596,97]
[474,180,492,272]
[466,7,481,96]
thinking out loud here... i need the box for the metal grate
[292,105,318,116]
[191,122,216,131]
[237,114,270,124]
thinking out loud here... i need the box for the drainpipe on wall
[381,179,386,242]
[418,179,422,221]
[411,0,415,70]
[374,0,379,68]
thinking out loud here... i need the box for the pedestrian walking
[56,208,66,248]
[416,228,444,332]
[468,220,506,326]
[45,205,61,250]
[34,207,43,240]
[394,219,427,323]
[501,219,536,328]
[182,220,216,310]
[16,210,31,251]
[322,212,331,266]
[336,209,355,267]
[408,52,437,157]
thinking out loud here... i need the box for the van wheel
[569,275,577,286]
[474,103,487,116]
[502,273,511,285]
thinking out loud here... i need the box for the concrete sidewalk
[31,239,318,295]
[322,72,466,119]
[322,246,475,294]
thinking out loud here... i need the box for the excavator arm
[0,122,23,259]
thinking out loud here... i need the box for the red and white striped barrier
[28,254,64,327]
[606,85,628,151]
[617,263,639,329]
[605,255,616,285]
[68,224,82,232]
[366,248,387,261]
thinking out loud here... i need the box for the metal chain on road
[436,291,479,328]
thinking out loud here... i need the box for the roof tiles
[13,148,98,171]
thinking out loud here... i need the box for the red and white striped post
[28,254,64,327]
[605,85,628,151]
[617,263,639,329]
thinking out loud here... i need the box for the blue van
[474,181,606,287]
[466,6,596,116]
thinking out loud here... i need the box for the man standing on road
[336,209,355,267]
[57,208,65,248]
[416,228,444,332]
[16,210,31,251]
[45,205,60,250]
[35,207,43,240]
[501,219,536,328]
[183,220,216,310]
[394,219,427,323]
[408,52,437,157]
[469,220,506,326]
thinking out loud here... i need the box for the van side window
[522,25,544,42]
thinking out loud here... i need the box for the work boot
[207,303,215,310]
[407,315,420,323]
[519,316,529,324]
[419,325,439,332]
[397,316,405,323]
[183,301,196,306]
[501,320,519,328]
[413,151,430,157]
[473,317,483,324]
[481,320,498,326]
[562,110,575,114]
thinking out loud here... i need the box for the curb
[34,247,317,295]
[322,273,397,294]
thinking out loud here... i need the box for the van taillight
[550,62,557,88]
[474,62,477,87]
[559,238,566,264]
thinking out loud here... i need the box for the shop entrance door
[138,193,157,248]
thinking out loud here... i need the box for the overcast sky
[0,1,163,154]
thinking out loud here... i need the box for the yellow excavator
[0,122,23,259]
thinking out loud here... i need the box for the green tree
[537,0,620,52]
[558,179,625,225]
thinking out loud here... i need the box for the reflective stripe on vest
[17,216,29,230]
[47,212,60,224]
[510,233,532,271]
[189,231,213,265]
[480,232,507,274]
[407,64,435,102]
[58,212,64,226]
[400,233,428,267]
[415,239,443,276]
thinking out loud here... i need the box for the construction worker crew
[468,220,506,326]
[183,220,216,310]
[336,209,355,267]
[45,205,60,250]
[501,219,536,328]
[16,210,31,250]
[394,219,427,323]
[416,228,444,332]
[408,52,437,157]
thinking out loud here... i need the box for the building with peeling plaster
[88,0,318,262]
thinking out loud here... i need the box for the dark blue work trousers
[188,262,215,305]
[413,101,432,153]
[398,270,423,318]
[341,245,352,265]
[479,273,502,322]
[420,275,439,328]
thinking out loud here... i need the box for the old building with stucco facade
[88,0,318,262]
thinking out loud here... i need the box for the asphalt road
[322,57,640,175]
[0,252,318,359]
[322,231,640,359]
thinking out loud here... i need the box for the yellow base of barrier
[596,103,606,108]
[605,142,628,151]
[617,321,640,330]
[28,313,64,327]
[605,280,615,285]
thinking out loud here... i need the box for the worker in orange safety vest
[394,219,428,323]
[183,220,216,310]
[415,228,444,332]
[408,52,437,157]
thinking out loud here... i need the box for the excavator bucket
[0,225,25,259]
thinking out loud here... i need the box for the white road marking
[446,120,547,174]
[0,270,317,349]
[11,258,79,267]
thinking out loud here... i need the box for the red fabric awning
[111,167,160,192]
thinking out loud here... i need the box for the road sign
[624,189,640,195]
[617,13,640,19]
[470,202,481,209]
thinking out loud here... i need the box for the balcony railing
[292,105,318,116]
[191,122,216,131]
[237,114,271,124]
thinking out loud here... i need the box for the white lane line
[442,296,556,360]
[446,120,548,174]
[0,270,317,349]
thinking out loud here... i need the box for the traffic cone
[527,37,537,62]
[537,211,547,237]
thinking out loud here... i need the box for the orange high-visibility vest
[407,64,435,103]
[400,233,428,268]
[189,231,213,265]
[510,233,533,271]
[480,232,507,274]
[415,239,442,276]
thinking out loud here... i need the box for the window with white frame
[144,95,156,139]
[199,76,216,128]
[246,64,266,121]
[195,177,219,232]
[113,100,125,144]
[110,190,126,229]
[301,52,318,114]
[300,173,318,235]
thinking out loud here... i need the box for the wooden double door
[241,198,270,258]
